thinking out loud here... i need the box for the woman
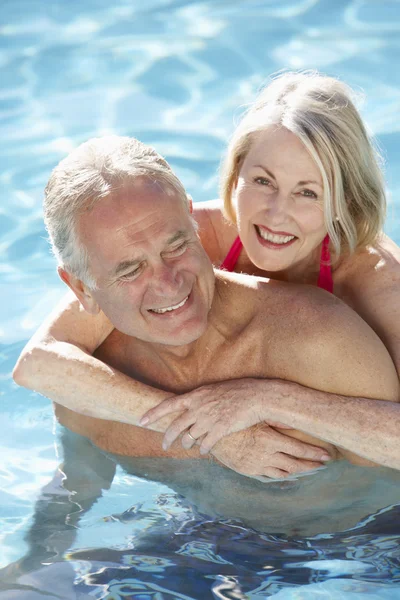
[14,71,400,471]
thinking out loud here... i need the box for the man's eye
[166,241,188,256]
[120,267,141,281]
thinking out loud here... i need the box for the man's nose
[151,260,182,295]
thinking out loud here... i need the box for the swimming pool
[1,0,400,597]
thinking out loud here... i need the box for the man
[14,135,399,474]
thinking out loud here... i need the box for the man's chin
[155,318,208,348]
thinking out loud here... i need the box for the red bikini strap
[317,234,334,293]
[220,236,243,271]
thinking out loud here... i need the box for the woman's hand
[141,378,296,455]
[211,425,328,479]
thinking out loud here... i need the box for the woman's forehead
[244,128,323,180]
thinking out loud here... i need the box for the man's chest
[94,327,273,394]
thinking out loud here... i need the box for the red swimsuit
[220,234,333,293]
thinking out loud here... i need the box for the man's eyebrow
[254,165,322,187]
[166,230,188,245]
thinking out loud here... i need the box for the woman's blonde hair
[220,71,386,258]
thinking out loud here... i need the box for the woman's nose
[265,190,289,220]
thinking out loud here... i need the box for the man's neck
[141,271,240,363]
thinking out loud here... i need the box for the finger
[162,413,196,450]
[199,426,227,455]
[284,437,331,462]
[273,454,324,474]
[263,468,290,479]
[181,429,197,450]
[140,396,188,426]
[265,420,293,429]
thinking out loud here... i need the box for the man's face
[77,180,215,347]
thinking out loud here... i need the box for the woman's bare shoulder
[193,199,238,264]
[333,235,400,370]
[335,234,400,294]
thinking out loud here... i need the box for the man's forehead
[125,176,183,206]
[81,179,186,228]
[78,184,193,277]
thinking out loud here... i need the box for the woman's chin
[251,254,295,274]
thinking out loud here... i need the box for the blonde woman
[14,72,400,476]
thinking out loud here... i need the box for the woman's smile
[255,224,298,250]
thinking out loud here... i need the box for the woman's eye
[254,176,272,186]
[301,189,318,199]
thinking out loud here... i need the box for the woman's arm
[141,294,400,469]
[13,200,231,422]
[143,377,399,469]
[13,292,173,424]
[13,288,328,477]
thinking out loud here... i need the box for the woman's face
[233,126,327,273]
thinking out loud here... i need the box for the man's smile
[148,293,191,315]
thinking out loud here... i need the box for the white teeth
[257,227,295,244]
[151,295,189,314]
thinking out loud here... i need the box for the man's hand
[211,424,330,480]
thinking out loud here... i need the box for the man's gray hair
[44,136,189,288]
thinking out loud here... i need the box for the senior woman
[14,71,400,476]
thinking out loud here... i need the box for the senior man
[14,136,400,475]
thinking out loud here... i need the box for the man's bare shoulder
[257,280,374,346]
[252,276,346,328]
[250,279,358,357]
[251,279,398,398]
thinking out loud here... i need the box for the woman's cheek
[295,201,324,233]
[235,189,254,221]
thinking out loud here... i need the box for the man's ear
[58,267,100,315]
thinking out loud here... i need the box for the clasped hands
[140,378,331,479]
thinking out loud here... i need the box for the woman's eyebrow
[253,165,276,180]
[297,179,323,187]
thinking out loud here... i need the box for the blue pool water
[1,0,400,598]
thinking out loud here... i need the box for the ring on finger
[186,431,196,442]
